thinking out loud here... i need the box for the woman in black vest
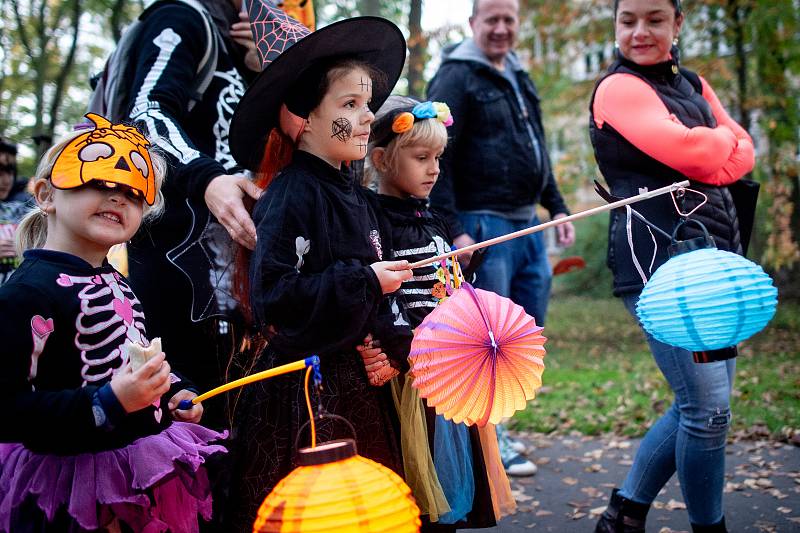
[589,1,754,532]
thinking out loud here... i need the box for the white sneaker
[503,454,538,476]
[509,438,527,455]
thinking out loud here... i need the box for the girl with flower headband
[361,96,516,531]
[0,114,225,532]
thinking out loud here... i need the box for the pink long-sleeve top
[592,73,755,186]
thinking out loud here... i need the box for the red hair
[233,127,296,325]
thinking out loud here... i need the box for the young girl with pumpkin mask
[0,114,225,533]
[224,3,414,528]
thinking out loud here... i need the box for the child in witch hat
[224,2,413,528]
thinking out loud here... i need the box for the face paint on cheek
[331,118,353,143]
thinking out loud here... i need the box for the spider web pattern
[166,200,236,322]
[250,0,311,66]
[331,117,352,142]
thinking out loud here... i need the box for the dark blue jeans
[620,294,735,526]
[458,213,551,325]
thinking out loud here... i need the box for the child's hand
[357,334,398,386]
[168,389,204,423]
[369,363,399,386]
[370,260,413,294]
[110,352,171,413]
[357,334,389,371]
[231,11,261,72]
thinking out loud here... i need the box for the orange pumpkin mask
[51,113,156,205]
[277,0,315,31]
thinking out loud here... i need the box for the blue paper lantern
[636,248,778,351]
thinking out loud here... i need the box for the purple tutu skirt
[0,422,227,533]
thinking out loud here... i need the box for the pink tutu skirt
[0,422,226,533]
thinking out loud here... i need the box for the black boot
[691,517,728,533]
[594,488,650,533]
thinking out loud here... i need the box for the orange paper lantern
[254,439,421,532]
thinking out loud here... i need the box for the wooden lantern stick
[408,180,690,270]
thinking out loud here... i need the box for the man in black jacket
[427,0,575,476]
[427,0,574,324]
[122,0,261,429]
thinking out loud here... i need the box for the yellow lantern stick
[409,180,690,269]
[177,355,321,410]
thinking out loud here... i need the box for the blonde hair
[15,129,167,254]
[364,96,449,188]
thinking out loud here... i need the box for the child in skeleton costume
[222,4,413,529]
[0,114,225,533]
[362,97,515,531]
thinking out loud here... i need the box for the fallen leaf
[756,478,775,489]
[724,482,743,493]
[562,477,579,486]
[589,506,606,518]
[581,486,604,499]
[768,488,788,500]
[584,449,603,460]
[567,500,590,509]
[777,507,792,514]
[535,510,553,517]
[743,478,759,489]
[665,499,687,511]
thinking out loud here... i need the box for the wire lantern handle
[670,186,709,218]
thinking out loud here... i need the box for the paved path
[464,432,800,532]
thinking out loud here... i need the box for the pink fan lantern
[409,284,546,427]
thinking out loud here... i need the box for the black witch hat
[229,0,406,170]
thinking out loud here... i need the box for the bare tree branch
[45,0,82,151]
[109,0,128,42]
[407,0,425,97]
[10,0,32,57]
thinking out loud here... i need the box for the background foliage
[1,0,798,289]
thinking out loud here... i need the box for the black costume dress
[225,152,406,529]
[378,194,496,529]
[0,250,224,532]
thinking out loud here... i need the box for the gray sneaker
[503,454,538,476]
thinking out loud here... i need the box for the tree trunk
[33,0,48,158]
[407,0,425,97]
[726,0,751,131]
[109,0,128,42]
[45,0,82,153]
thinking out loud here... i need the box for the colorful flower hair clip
[381,101,454,145]
[391,112,415,134]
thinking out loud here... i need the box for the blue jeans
[459,213,551,325]
[620,294,735,526]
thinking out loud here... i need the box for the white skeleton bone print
[56,271,147,385]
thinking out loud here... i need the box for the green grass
[510,296,800,439]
